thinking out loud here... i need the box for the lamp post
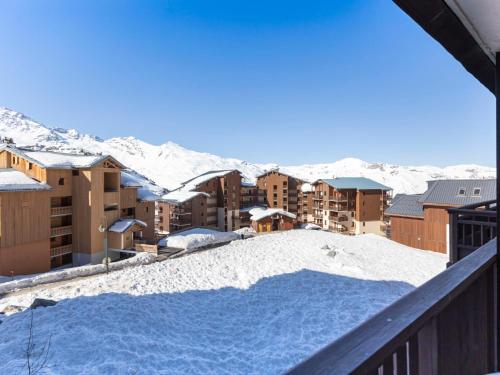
[98,224,109,274]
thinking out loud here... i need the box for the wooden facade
[251,213,295,233]
[256,171,310,224]
[313,180,389,235]
[0,146,158,275]
[388,205,450,253]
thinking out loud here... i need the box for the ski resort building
[385,179,496,253]
[256,170,311,224]
[312,177,391,235]
[249,207,296,233]
[0,145,159,275]
[156,170,242,234]
[156,191,209,234]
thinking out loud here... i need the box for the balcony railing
[50,206,73,216]
[449,199,496,265]
[50,244,73,258]
[287,239,497,375]
[50,225,72,237]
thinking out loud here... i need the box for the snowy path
[0,231,446,374]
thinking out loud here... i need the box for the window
[146,207,149,213]
[473,188,481,196]
[58,178,65,186]
[72,170,79,176]
[273,185,277,190]
[458,188,466,196]
[363,222,366,227]
[28,162,33,170]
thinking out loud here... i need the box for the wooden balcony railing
[50,244,73,258]
[287,239,497,375]
[50,205,73,216]
[50,225,72,237]
[449,199,496,265]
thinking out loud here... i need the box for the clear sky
[0,0,495,166]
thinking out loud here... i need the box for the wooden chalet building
[288,1,500,374]
[386,179,496,253]
[0,145,159,275]
[312,177,391,235]
[156,170,242,234]
[256,170,312,224]
[249,207,296,233]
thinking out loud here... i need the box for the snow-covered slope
[0,231,446,374]
[1,107,495,194]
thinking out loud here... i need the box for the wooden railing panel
[286,240,497,375]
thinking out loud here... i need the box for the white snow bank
[160,190,209,204]
[0,231,447,374]
[301,223,322,230]
[158,228,240,251]
[0,253,156,295]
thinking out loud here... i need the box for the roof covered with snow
[249,207,297,222]
[300,182,314,193]
[418,179,496,206]
[160,191,209,204]
[1,145,121,169]
[176,170,240,192]
[108,219,147,233]
[319,177,391,191]
[121,170,163,201]
[0,169,51,192]
[385,194,424,218]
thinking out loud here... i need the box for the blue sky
[0,0,495,166]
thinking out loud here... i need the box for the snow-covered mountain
[0,107,495,194]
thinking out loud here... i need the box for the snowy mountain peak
[0,107,495,194]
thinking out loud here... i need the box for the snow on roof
[178,170,238,192]
[121,170,163,201]
[108,219,147,233]
[0,169,51,192]
[22,151,104,168]
[300,183,314,193]
[160,191,209,204]
[319,177,391,191]
[157,227,240,251]
[249,207,296,221]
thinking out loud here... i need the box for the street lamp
[98,224,109,274]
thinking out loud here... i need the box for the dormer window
[458,188,466,196]
[473,188,481,196]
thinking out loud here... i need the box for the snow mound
[158,228,241,251]
[301,223,322,230]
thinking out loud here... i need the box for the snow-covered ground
[158,228,241,251]
[1,107,495,194]
[0,231,446,374]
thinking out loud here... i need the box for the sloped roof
[120,170,163,202]
[176,170,240,192]
[1,145,124,169]
[160,191,209,204]
[319,177,391,191]
[108,219,147,233]
[0,169,51,192]
[418,179,496,206]
[385,194,424,218]
[249,207,296,221]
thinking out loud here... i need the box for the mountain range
[0,107,495,195]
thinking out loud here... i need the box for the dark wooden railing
[449,200,496,265]
[287,239,497,375]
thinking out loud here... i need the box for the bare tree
[24,310,52,375]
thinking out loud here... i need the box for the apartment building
[312,177,391,235]
[156,191,209,234]
[385,179,496,253]
[256,170,310,224]
[0,145,158,275]
[239,181,266,227]
[156,170,242,234]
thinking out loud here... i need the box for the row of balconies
[50,225,72,237]
[50,205,73,217]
